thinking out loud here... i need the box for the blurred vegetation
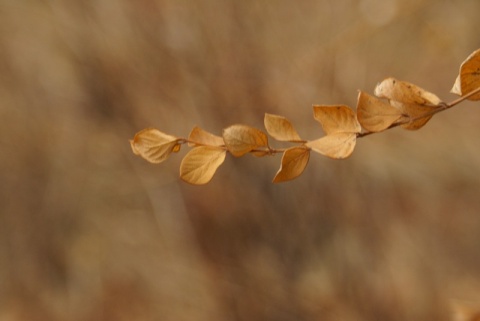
[1,0,480,320]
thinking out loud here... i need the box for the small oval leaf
[264,113,303,142]
[312,105,361,134]
[188,126,224,147]
[273,146,310,183]
[374,77,442,105]
[388,100,437,130]
[306,133,357,159]
[223,124,268,157]
[451,48,480,100]
[130,128,180,164]
[180,146,227,185]
[356,91,405,132]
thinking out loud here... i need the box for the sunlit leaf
[312,105,361,134]
[356,91,405,132]
[374,77,442,105]
[450,48,480,100]
[264,113,303,142]
[273,146,310,183]
[130,128,180,164]
[223,124,269,157]
[188,126,224,147]
[180,146,226,185]
[374,78,441,130]
[306,133,356,159]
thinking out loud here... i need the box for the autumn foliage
[131,49,480,185]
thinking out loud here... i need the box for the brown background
[2,1,480,320]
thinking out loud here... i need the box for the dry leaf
[180,146,226,185]
[223,124,269,157]
[264,113,302,142]
[273,146,310,183]
[451,48,480,100]
[313,105,361,134]
[374,78,441,130]
[188,126,224,147]
[374,77,442,105]
[356,91,405,132]
[130,128,180,164]
[306,133,357,159]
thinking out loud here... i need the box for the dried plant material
[188,126,224,147]
[130,128,180,164]
[180,146,226,185]
[251,150,271,157]
[374,77,442,105]
[306,133,357,159]
[389,100,438,130]
[130,48,480,184]
[223,124,269,157]
[273,146,310,183]
[374,78,441,130]
[451,48,480,100]
[356,91,405,132]
[264,113,302,142]
[313,105,361,134]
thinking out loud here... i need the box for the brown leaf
[356,91,405,132]
[389,101,437,130]
[130,128,180,164]
[273,146,310,183]
[188,126,224,147]
[223,124,269,157]
[374,78,441,130]
[306,132,357,159]
[374,77,442,105]
[264,113,302,142]
[312,105,361,134]
[451,48,480,100]
[180,146,226,185]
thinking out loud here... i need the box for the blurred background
[2,0,480,320]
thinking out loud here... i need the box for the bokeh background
[2,0,480,320]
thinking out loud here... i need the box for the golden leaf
[130,128,180,164]
[374,78,441,130]
[306,133,357,159]
[187,126,224,147]
[451,48,480,100]
[180,146,226,185]
[264,113,302,142]
[273,146,310,183]
[374,77,442,105]
[356,91,405,132]
[223,124,269,157]
[312,105,361,135]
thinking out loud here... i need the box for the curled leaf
[313,105,361,134]
[390,101,437,130]
[374,78,441,130]
[130,128,180,164]
[188,126,224,147]
[451,48,480,100]
[306,133,356,159]
[374,77,442,105]
[264,113,303,142]
[223,124,268,157]
[356,91,405,132]
[273,146,310,183]
[180,146,226,185]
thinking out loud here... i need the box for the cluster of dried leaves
[131,49,480,185]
